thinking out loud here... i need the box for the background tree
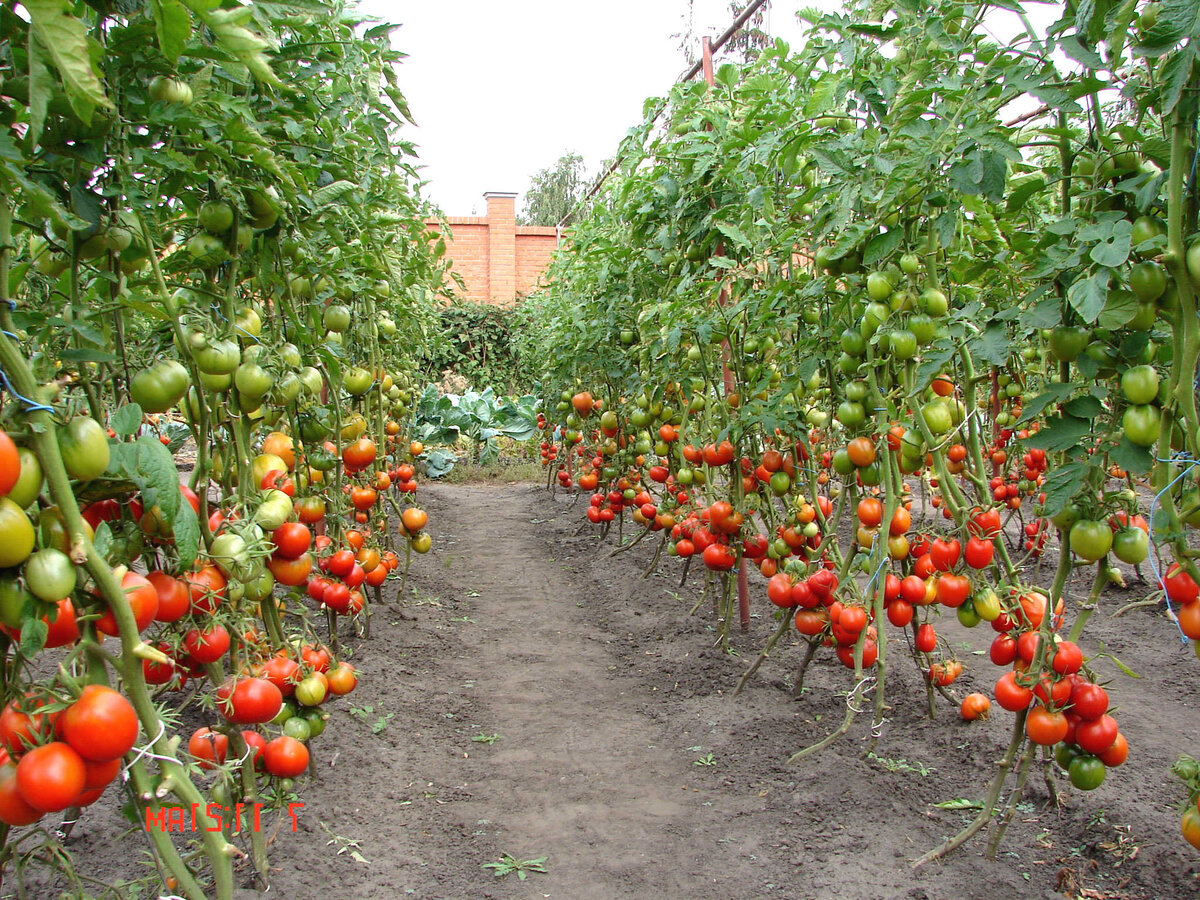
[519,152,590,227]
[674,1,772,66]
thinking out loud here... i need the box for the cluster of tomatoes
[0,686,138,825]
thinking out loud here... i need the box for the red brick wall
[425,193,558,307]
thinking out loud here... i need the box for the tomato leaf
[1063,396,1103,418]
[967,322,1010,367]
[136,435,181,522]
[24,0,112,121]
[1026,414,1092,452]
[1067,269,1111,323]
[1094,642,1142,679]
[19,618,48,657]
[1038,461,1089,517]
[152,0,191,64]
[1098,287,1139,328]
[932,798,984,810]
[27,34,52,150]
[863,229,900,266]
[174,502,200,571]
[1109,436,1154,475]
[1016,384,1073,425]
[111,403,143,437]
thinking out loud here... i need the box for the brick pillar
[485,192,517,305]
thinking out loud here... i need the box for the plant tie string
[121,719,172,780]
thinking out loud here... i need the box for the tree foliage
[518,152,590,227]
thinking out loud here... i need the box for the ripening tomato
[184,565,227,614]
[259,655,300,698]
[915,623,936,653]
[263,736,308,778]
[960,692,991,721]
[183,625,231,664]
[188,727,228,770]
[1075,714,1119,755]
[994,670,1033,711]
[326,663,357,696]
[96,570,159,636]
[0,762,42,825]
[147,570,189,623]
[60,685,139,761]
[272,523,312,560]
[216,677,283,726]
[963,538,994,570]
[16,742,86,812]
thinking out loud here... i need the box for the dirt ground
[11,480,1200,899]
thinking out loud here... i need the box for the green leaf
[1025,414,1091,452]
[173,502,200,570]
[1089,219,1132,267]
[1063,396,1103,418]
[863,229,900,266]
[1038,461,1089,517]
[1094,641,1142,678]
[714,221,750,249]
[1155,45,1197,115]
[968,322,1010,367]
[1110,436,1154,475]
[25,0,112,121]
[1067,269,1111,324]
[1099,289,1139,329]
[1016,384,1073,424]
[19,618,48,657]
[152,0,191,64]
[111,403,144,437]
[136,435,181,522]
[27,34,52,149]
[932,798,984,810]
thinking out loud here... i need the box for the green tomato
[304,710,328,738]
[193,338,241,376]
[199,201,234,235]
[235,306,262,338]
[1111,526,1149,565]
[1068,755,1107,791]
[1120,365,1159,405]
[1049,502,1082,531]
[57,417,110,482]
[1054,742,1080,771]
[832,449,855,476]
[342,367,373,397]
[1131,215,1165,257]
[840,328,867,357]
[1069,519,1113,562]
[23,548,76,602]
[283,716,312,742]
[836,401,866,429]
[899,253,920,275]
[0,499,35,569]
[8,449,42,509]
[956,603,980,628]
[1048,325,1089,362]
[1129,261,1166,302]
[0,574,32,628]
[920,287,949,317]
[867,272,893,302]
[889,329,917,360]
[130,360,190,413]
[1122,404,1162,447]
[148,75,193,105]
[235,363,273,399]
[845,380,869,403]
[210,533,249,579]
[323,305,352,333]
[921,400,953,435]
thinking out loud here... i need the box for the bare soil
[11,481,1200,899]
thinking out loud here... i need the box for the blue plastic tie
[0,365,55,413]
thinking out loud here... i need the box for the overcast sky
[355,1,828,216]
[355,1,1061,217]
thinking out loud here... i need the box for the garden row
[521,0,1200,863]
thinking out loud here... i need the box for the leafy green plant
[482,852,548,880]
[414,385,540,472]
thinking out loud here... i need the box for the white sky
[355,1,831,216]
[355,1,1063,217]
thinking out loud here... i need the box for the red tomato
[147,570,190,623]
[96,570,160,636]
[262,736,309,778]
[188,727,228,770]
[0,762,42,825]
[60,685,139,762]
[16,742,86,812]
[216,677,283,726]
